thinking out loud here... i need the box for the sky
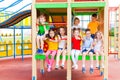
[0,0,120,13]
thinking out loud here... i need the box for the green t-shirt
[38,22,50,35]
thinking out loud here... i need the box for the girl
[55,27,67,70]
[71,28,82,69]
[45,28,58,72]
[36,13,50,54]
[72,17,81,29]
[93,31,104,68]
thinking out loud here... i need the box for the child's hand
[75,36,81,40]
[43,37,47,40]
[45,30,48,34]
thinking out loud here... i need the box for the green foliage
[109,28,114,36]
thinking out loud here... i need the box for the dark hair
[72,28,80,33]
[46,28,57,39]
[74,17,80,23]
[92,13,97,18]
[85,28,90,33]
[58,26,67,37]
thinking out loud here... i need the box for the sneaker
[74,65,78,70]
[82,67,86,73]
[47,67,51,72]
[89,67,94,74]
[55,65,59,70]
[36,49,41,54]
[96,63,99,68]
[72,65,75,69]
[101,64,104,68]
[40,49,44,53]
[47,66,51,72]
[60,65,64,69]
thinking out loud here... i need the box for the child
[45,28,58,72]
[88,13,100,39]
[55,27,67,70]
[93,31,104,68]
[72,17,81,29]
[71,28,82,69]
[82,29,94,74]
[36,13,50,54]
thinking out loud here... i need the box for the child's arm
[58,35,61,42]
[49,37,59,42]
[63,40,67,50]
[63,36,67,50]
[75,36,82,41]
[36,19,39,32]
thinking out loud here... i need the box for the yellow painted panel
[8,41,13,56]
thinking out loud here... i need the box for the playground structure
[32,0,108,80]
[0,10,32,60]
[108,6,120,59]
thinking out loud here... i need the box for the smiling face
[49,30,55,38]
[91,16,97,22]
[39,15,46,24]
[74,19,80,25]
[74,30,80,36]
[59,28,65,36]
[86,31,91,38]
[96,32,102,39]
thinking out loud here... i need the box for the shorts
[91,34,95,39]
[82,48,95,54]
[58,48,67,50]
[58,48,63,50]
[37,34,44,36]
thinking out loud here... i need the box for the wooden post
[114,9,117,53]
[104,0,108,79]
[67,0,72,80]
[32,0,37,80]
[118,5,120,59]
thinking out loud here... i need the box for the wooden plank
[118,5,120,59]
[32,0,37,80]
[67,0,72,80]
[104,0,108,79]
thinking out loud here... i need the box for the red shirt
[72,36,81,50]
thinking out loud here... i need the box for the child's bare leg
[37,36,40,49]
[82,52,87,67]
[61,50,67,66]
[100,51,104,68]
[95,52,99,67]
[56,50,62,67]
[89,52,93,68]
[40,36,44,50]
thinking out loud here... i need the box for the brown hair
[72,28,80,33]
[74,17,80,24]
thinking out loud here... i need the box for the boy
[88,13,101,38]
[36,13,50,54]
[82,29,94,74]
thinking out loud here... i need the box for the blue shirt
[82,37,93,50]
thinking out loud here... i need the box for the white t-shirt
[72,25,81,29]
[58,36,67,49]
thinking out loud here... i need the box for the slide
[0,10,31,28]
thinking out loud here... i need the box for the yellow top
[47,37,58,50]
[88,21,100,34]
